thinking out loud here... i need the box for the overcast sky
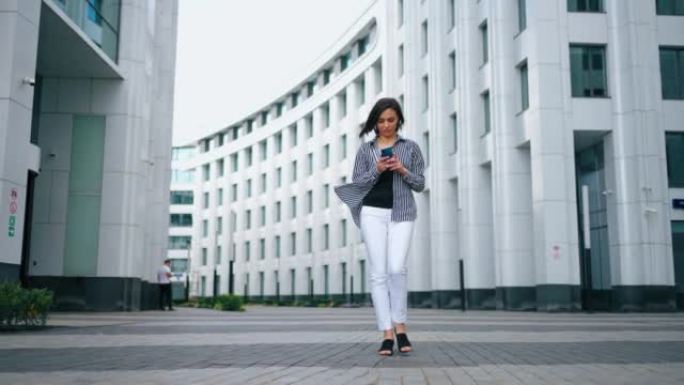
[172,0,374,146]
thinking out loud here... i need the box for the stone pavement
[1,306,684,384]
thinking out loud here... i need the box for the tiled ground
[1,306,683,384]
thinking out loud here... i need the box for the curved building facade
[181,0,684,311]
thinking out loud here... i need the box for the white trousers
[360,206,414,331]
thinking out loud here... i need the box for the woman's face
[376,108,399,139]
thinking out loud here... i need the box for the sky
[172,0,374,146]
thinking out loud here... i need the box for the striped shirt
[334,135,425,228]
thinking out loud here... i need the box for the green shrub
[213,295,244,311]
[0,282,53,330]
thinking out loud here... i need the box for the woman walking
[335,97,425,356]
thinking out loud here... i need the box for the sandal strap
[396,333,411,348]
[379,338,394,352]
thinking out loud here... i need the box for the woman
[335,97,425,356]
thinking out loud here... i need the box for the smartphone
[381,147,394,158]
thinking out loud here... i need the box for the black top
[362,170,393,208]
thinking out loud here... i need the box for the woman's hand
[386,155,408,176]
[376,156,391,173]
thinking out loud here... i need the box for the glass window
[307,190,313,214]
[570,45,608,97]
[340,53,350,71]
[170,213,192,227]
[202,248,207,265]
[357,77,366,106]
[217,159,224,177]
[290,125,298,147]
[170,191,193,205]
[448,0,455,30]
[261,173,267,193]
[306,228,313,253]
[306,114,314,138]
[276,167,282,188]
[480,21,488,64]
[231,183,238,202]
[170,259,188,273]
[260,205,266,227]
[217,188,223,206]
[307,153,313,175]
[260,238,265,259]
[323,184,330,208]
[518,0,527,32]
[245,209,252,230]
[260,140,268,161]
[423,132,430,167]
[449,51,456,91]
[231,153,238,172]
[168,236,191,250]
[216,246,221,265]
[659,47,684,99]
[217,217,223,235]
[323,264,329,295]
[657,0,684,15]
[275,236,281,258]
[275,201,281,222]
[358,35,369,56]
[290,232,297,255]
[339,92,347,119]
[291,196,297,218]
[245,147,253,167]
[340,219,347,247]
[246,119,253,134]
[202,164,210,181]
[568,0,604,12]
[275,132,283,154]
[520,61,529,110]
[203,192,209,209]
[398,0,404,27]
[483,91,491,134]
[245,241,251,261]
[451,113,458,153]
[422,75,429,111]
[261,111,268,126]
[202,219,208,237]
[324,145,330,168]
[322,103,330,128]
[291,92,299,107]
[666,132,684,187]
[323,68,331,85]
[291,160,298,182]
[421,20,428,56]
[398,45,404,77]
[340,134,347,160]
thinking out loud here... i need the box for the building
[0,0,179,310]
[168,146,195,300]
[178,0,684,311]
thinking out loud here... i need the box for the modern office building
[179,0,684,311]
[0,0,179,310]
[168,146,195,300]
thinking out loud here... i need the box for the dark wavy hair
[359,97,405,138]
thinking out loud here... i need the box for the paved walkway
[1,306,684,384]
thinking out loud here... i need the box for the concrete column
[605,0,675,310]
[528,1,581,310]
[489,0,535,310]
[457,0,496,309]
[0,0,41,280]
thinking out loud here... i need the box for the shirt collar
[370,134,406,146]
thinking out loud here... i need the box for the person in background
[335,97,425,356]
[158,259,174,311]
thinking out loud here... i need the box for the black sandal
[378,339,394,356]
[396,333,412,353]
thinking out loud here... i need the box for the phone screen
[381,147,393,157]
